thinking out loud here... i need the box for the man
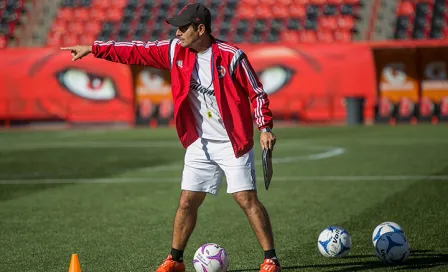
[61,3,280,272]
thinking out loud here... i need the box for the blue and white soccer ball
[375,232,410,265]
[372,221,405,247]
[193,243,229,272]
[317,226,351,257]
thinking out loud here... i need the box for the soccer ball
[193,243,229,272]
[372,221,405,247]
[317,226,351,257]
[375,232,410,265]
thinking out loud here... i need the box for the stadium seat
[317,30,334,42]
[73,8,90,21]
[334,29,352,42]
[394,0,446,40]
[337,16,355,30]
[0,0,25,47]
[287,5,305,19]
[280,30,300,43]
[323,4,338,16]
[90,8,107,21]
[319,16,337,31]
[300,30,317,42]
[0,34,7,48]
[287,18,301,30]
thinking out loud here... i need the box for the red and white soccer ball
[193,243,229,272]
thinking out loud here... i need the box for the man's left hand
[260,131,276,150]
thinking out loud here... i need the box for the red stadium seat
[57,8,75,20]
[240,0,259,5]
[397,1,414,16]
[67,22,85,35]
[319,16,337,31]
[78,33,97,45]
[342,0,360,4]
[260,0,276,5]
[50,18,68,34]
[0,34,7,48]
[90,8,107,21]
[288,4,306,18]
[334,30,352,42]
[85,21,102,35]
[236,5,256,19]
[46,32,62,46]
[107,8,123,22]
[297,0,311,5]
[309,0,327,5]
[278,0,293,5]
[327,0,344,4]
[337,16,355,30]
[272,5,289,18]
[92,0,126,9]
[255,5,274,19]
[74,8,90,21]
[280,30,300,43]
[300,31,317,42]
[317,30,334,42]
[62,33,77,46]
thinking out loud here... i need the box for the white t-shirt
[188,47,229,140]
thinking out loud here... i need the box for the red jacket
[92,37,273,158]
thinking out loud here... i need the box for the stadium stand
[2,0,448,48]
[0,0,25,48]
[44,0,362,46]
[395,0,447,40]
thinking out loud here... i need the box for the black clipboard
[262,148,273,190]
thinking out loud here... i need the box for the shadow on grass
[229,250,448,272]
[0,146,179,202]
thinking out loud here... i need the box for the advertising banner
[239,43,376,122]
[4,41,448,127]
[0,48,134,124]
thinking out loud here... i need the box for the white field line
[0,141,183,150]
[128,146,346,174]
[1,137,448,151]
[0,147,347,178]
[0,175,447,184]
[0,144,346,179]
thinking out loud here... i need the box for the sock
[170,248,184,263]
[264,249,279,265]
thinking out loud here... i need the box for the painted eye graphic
[56,69,116,101]
[257,66,294,95]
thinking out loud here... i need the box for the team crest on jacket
[217,66,226,78]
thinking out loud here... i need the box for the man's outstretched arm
[61,40,172,69]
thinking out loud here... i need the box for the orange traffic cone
[68,254,82,272]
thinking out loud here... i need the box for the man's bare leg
[232,190,275,250]
[170,190,207,261]
[233,190,281,271]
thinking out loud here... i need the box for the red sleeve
[234,55,274,130]
[92,40,171,69]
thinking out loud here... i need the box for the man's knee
[178,190,206,211]
[233,190,260,211]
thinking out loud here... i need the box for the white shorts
[181,138,256,195]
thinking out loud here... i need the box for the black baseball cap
[166,3,211,28]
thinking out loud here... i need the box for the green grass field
[1,125,447,272]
